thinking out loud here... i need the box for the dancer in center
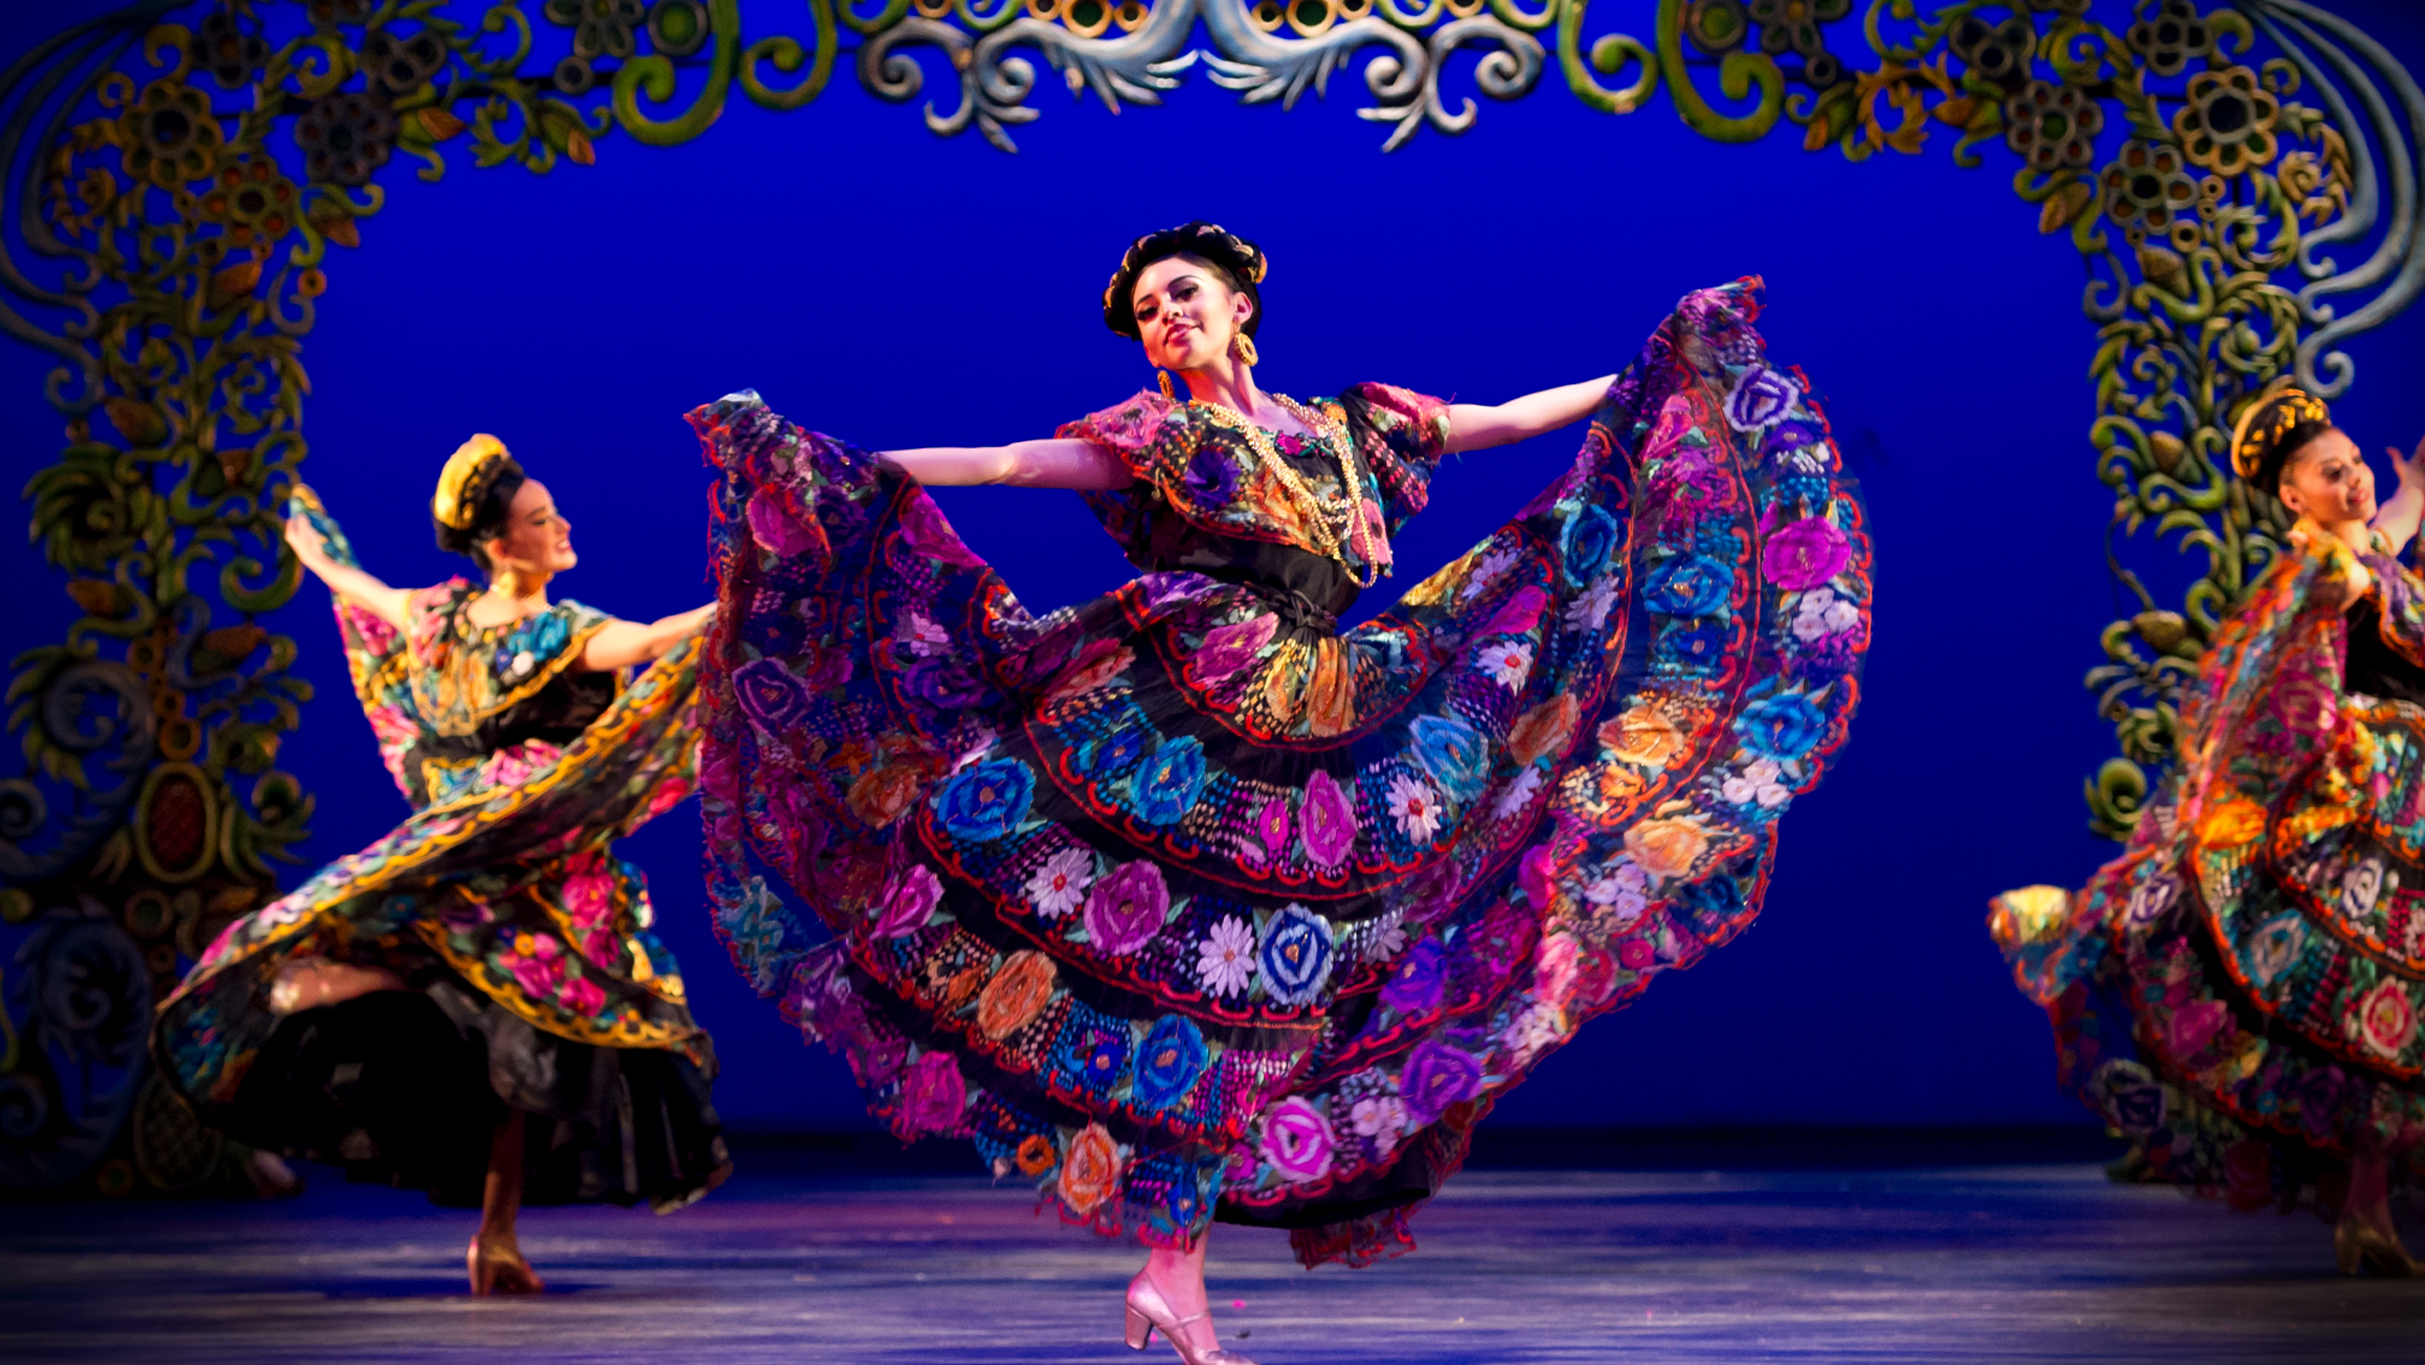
[692,224,1870,1361]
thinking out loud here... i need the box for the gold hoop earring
[1158,370,1175,402]
[1231,334,1259,367]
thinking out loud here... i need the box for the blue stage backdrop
[7,1,2425,1134]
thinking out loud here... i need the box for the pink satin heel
[1123,1274,1256,1365]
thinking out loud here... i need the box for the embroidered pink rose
[1083,860,1170,956]
[2357,979,2418,1058]
[1484,585,1549,639]
[1617,937,1656,970]
[899,494,985,569]
[870,864,944,938]
[563,856,617,930]
[501,932,567,1000]
[559,973,606,1018]
[1299,770,1358,868]
[1535,932,1581,1005]
[2167,999,2232,1061]
[1761,514,1851,592]
[747,487,822,558]
[897,1050,969,1136]
[1258,1097,1335,1184]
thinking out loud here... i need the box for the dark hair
[2229,387,2334,498]
[2259,420,2337,497]
[1102,222,1268,340]
[433,456,525,572]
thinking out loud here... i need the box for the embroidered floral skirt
[1993,551,2425,1215]
[154,641,728,1208]
[697,279,1871,1263]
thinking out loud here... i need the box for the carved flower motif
[361,27,450,99]
[1949,11,2034,88]
[192,12,267,90]
[546,0,645,91]
[1683,0,1749,55]
[200,157,300,251]
[2173,66,2280,178]
[294,92,397,187]
[2100,140,2199,240]
[117,79,222,189]
[2127,0,2214,79]
[1750,0,1849,88]
[2003,79,2104,172]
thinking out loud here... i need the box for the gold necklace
[1190,394,1382,587]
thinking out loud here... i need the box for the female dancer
[153,436,726,1294]
[694,223,1870,1360]
[1993,387,2425,1276]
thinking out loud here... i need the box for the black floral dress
[697,280,1871,1263]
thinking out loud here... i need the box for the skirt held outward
[697,279,1870,1263]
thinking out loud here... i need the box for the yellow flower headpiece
[432,433,511,531]
[2229,386,2332,482]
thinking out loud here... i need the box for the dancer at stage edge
[153,437,728,1295]
[693,223,1870,1362]
[1994,388,2425,1277]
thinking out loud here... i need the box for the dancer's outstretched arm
[287,513,412,630]
[2372,434,2425,558]
[580,604,716,671]
[1443,376,1616,455]
[881,440,1133,490]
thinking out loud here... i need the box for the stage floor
[5,1153,2419,1363]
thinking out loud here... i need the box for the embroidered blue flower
[1051,1011,1132,1098]
[1735,690,1828,761]
[1131,735,1207,827]
[1079,728,1149,779]
[934,758,1034,843]
[1258,903,1335,1007]
[1559,505,1622,586]
[495,610,574,682]
[1132,1014,1209,1112]
[1409,714,1489,804]
[1644,554,1734,618]
[1656,620,1729,675]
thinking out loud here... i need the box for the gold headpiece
[432,433,510,530]
[2229,386,2331,482]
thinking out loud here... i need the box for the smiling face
[482,477,576,581]
[2277,427,2375,526]
[1130,254,1255,372]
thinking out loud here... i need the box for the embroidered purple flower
[1182,445,1241,504]
[1725,366,1799,431]
[1083,860,1170,956]
[903,657,983,709]
[1251,796,1291,864]
[1763,420,1821,454]
[934,758,1034,843]
[1380,937,1445,1015]
[732,656,814,732]
[1131,735,1207,827]
[1762,514,1851,591]
[1644,554,1734,618]
[1133,1014,1209,1112]
[1299,769,1358,868]
[1398,1039,1485,1126]
[1258,903,1335,1007]
[1734,690,1828,761]
[898,1050,967,1136]
[870,863,944,938]
[1193,613,1277,683]
[1258,1096,1335,1184]
[2167,998,2232,1061]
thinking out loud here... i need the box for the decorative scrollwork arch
[1,0,2419,1193]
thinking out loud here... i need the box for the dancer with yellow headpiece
[152,436,722,1295]
[1993,386,2425,1276]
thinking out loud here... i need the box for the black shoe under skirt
[227,975,730,1211]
